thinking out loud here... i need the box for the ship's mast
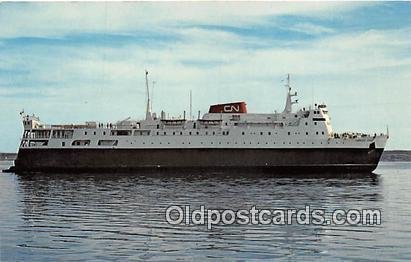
[145,70,152,120]
[189,90,192,120]
[151,81,156,113]
[282,73,298,113]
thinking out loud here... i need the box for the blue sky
[0,2,410,151]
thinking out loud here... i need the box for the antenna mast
[282,73,298,113]
[145,70,152,120]
[286,73,291,91]
[151,81,156,113]
[189,90,192,120]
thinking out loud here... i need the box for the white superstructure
[19,74,388,151]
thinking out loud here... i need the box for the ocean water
[1,161,411,260]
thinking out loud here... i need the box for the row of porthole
[84,130,328,137]
[240,131,327,136]
[289,131,325,135]
[85,131,231,136]
[63,140,345,147]
[136,141,345,145]
[84,131,100,135]
[242,131,326,136]
[156,131,230,136]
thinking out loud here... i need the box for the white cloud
[288,22,335,35]
[0,2,368,38]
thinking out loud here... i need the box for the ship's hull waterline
[8,147,384,174]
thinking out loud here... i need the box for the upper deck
[18,74,388,150]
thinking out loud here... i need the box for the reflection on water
[1,161,411,260]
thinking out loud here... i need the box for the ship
[6,73,388,174]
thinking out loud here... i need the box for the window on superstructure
[205,131,208,135]
[316,132,319,135]
[85,131,87,135]
[180,132,183,135]
[314,122,317,125]
[306,132,308,135]
[196,132,199,135]
[242,132,245,135]
[103,131,106,135]
[288,132,290,135]
[164,131,166,135]
[260,132,263,135]
[115,130,132,136]
[213,132,215,135]
[322,131,325,135]
[189,132,192,135]
[268,132,271,135]
[305,122,308,126]
[93,131,96,135]
[173,132,175,135]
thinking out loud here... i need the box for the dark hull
[8,147,384,174]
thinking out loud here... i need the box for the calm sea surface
[1,161,411,261]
